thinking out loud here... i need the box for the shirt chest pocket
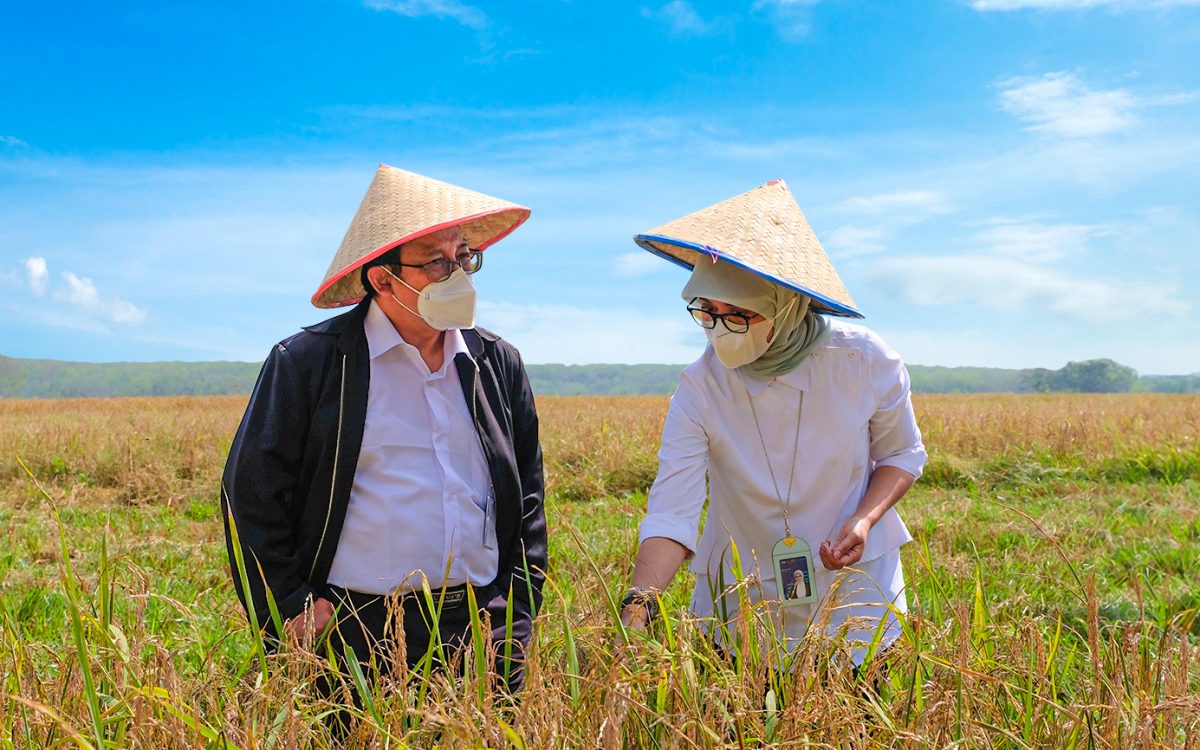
[355,438,432,475]
[358,382,434,451]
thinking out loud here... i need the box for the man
[221,165,546,691]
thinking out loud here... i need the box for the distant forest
[1,355,1197,398]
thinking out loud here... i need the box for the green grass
[2,475,1197,746]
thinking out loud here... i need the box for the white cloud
[53,272,147,325]
[3,305,113,336]
[824,226,888,257]
[613,251,667,278]
[753,0,821,41]
[24,257,48,296]
[1146,91,1200,106]
[364,0,487,30]
[835,190,948,215]
[866,254,1188,321]
[641,1,726,37]
[967,219,1108,262]
[825,190,953,257]
[478,301,702,364]
[999,72,1139,138]
[997,72,1199,146]
[972,0,1199,10]
[1,135,29,148]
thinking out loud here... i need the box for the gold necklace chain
[741,375,804,539]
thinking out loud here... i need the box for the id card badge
[483,486,497,551]
[772,537,817,606]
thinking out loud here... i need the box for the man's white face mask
[384,266,477,330]
[703,296,797,369]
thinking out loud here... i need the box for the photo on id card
[771,536,816,605]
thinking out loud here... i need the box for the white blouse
[640,320,927,649]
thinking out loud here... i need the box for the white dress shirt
[326,300,497,595]
[640,320,927,655]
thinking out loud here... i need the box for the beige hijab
[682,259,830,377]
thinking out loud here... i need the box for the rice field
[1,393,1198,747]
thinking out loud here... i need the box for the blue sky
[2,0,1198,373]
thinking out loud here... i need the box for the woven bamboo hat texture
[634,179,861,318]
[312,165,531,308]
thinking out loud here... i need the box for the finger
[289,610,308,634]
[839,543,864,566]
[285,619,308,647]
[827,537,850,557]
[832,529,863,557]
[819,541,839,570]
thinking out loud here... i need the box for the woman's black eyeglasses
[687,299,751,334]
[398,249,483,282]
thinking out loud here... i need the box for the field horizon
[3,353,1199,399]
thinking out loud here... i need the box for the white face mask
[706,320,774,369]
[384,267,477,330]
[702,296,798,369]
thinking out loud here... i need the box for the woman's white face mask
[703,297,797,369]
[706,320,773,369]
[384,267,477,330]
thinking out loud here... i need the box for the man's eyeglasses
[687,300,751,334]
[398,249,483,282]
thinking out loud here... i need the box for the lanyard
[740,373,804,540]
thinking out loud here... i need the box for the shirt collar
[443,327,469,365]
[364,299,471,377]
[364,298,406,360]
[734,356,812,396]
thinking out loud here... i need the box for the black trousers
[314,584,528,740]
[320,584,527,691]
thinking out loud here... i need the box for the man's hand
[820,515,872,570]
[285,596,335,647]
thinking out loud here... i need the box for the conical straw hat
[312,165,531,308]
[634,179,861,318]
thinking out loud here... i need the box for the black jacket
[221,298,546,640]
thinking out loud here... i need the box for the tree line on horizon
[1,355,1197,399]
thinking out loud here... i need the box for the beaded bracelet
[620,587,661,623]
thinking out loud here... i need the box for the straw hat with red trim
[634,179,862,318]
[312,165,531,308]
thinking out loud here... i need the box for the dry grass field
[1,393,1198,747]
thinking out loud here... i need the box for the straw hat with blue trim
[634,179,861,318]
[312,164,530,309]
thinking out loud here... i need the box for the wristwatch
[620,587,661,623]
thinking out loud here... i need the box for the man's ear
[367,266,390,295]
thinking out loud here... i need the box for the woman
[621,180,927,664]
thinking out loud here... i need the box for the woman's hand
[620,604,652,630]
[821,466,917,570]
[619,537,689,631]
[820,515,872,570]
